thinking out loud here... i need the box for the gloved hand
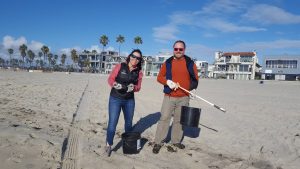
[189,89,196,100]
[127,83,134,92]
[113,82,122,90]
[166,80,179,90]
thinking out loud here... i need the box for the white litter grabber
[178,86,226,113]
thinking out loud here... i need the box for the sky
[1,0,300,64]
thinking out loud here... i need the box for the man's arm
[193,63,199,81]
[157,62,167,85]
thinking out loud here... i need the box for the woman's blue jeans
[106,96,135,145]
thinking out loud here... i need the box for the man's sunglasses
[130,54,142,60]
[174,48,184,52]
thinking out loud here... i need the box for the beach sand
[0,70,299,169]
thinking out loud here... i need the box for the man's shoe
[152,144,162,154]
[166,145,177,152]
[173,143,185,149]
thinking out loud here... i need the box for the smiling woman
[105,48,144,157]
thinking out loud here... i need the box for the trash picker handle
[178,86,226,113]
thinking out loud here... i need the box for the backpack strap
[163,57,174,94]
[184,56,198,90]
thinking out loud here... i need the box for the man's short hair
[173,40,186,49]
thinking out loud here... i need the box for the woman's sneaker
[152,144,162,154]
[105,145,112,157]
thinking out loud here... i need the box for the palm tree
[134,36,143,49]
[27,50,35,68]
[83,50,90,54]
[41,45,49,66]
[83,58,91,72]
[8,48,14,67]
[71,49,79,69]
[38,51,43,68]
[19,44,27,68]
[61,54,67,66]
[100,35,109,53]
[116,35,125,56]
[0,57,5,67]
[92,50,97,54]
[35,60,39,68]
[48,53,53,68]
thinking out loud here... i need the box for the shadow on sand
[164,123,202,143]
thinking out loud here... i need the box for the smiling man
[152,40,199,154]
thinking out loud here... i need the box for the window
[239,65,249,72]
[225,56,231,62]
[240,56,252,62]
[292,60,297,68]
[158,57,164,62]
[266,59,297,69]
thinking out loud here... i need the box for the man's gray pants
[154,96,189,144]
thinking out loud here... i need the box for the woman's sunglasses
[130,54,142,60]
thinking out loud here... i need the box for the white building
[145,52,171,76]
[195,61,208,78]
[79,50,126,73]
[213,51,258,80]
[207,64,215,78]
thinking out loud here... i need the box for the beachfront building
[99,51,124,74]
[195,61,208,78]
[213,51,259,80]
[145,52,171,76]
[141,56,154,76]
[261,55,300,81]
[78,52,101,71]
[207,64,215,78]
[79,50,125,73]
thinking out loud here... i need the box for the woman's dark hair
[126,49,143,71]
[173,40,186,49]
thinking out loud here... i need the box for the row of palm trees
[6,44,67,69]
[2,34,143,71]
[100,35,143,56]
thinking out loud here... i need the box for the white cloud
[2,36,27,49]
[153,24,179,43]
[243,4,300,25]
[232,39,300,50]
[205,18,266,32]
[169,11,195,25]
[0,35,46,60]
[106,46,115,51]
[197,0,247,16]
[188,44,217,61]
[86,45,101,53]
[153,0,267,42]
[59,46,82,56]
[28,40,44,52]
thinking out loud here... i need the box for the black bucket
[180,106,201,127]
[121,132,141,154]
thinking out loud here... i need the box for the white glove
[113,82,122,90]
[127,83,134,92]
[166,80,179,90]
[189,89,196,100]
[166,80,176,89]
